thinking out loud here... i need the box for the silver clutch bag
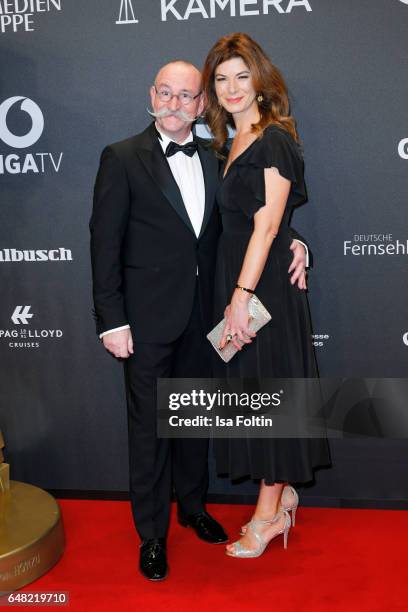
[207,294,272,363]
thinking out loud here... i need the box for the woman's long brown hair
[202,32,299,152]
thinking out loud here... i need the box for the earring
[257,94,264,103]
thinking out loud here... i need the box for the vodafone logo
[398,0,408,5]
[398,138,408,159]
[403,333,408,347]
[0,96,44,148]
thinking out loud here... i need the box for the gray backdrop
[1,0,408,506]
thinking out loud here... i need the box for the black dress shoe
[178,511,228,544]
[139,538,168,581]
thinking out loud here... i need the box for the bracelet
[235,284,255,294]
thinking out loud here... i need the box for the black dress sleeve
[234,126,307,218]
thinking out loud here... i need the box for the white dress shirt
[156,128,205,238]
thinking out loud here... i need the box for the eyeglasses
[154,86,202,106]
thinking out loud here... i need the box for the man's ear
[150,85,156,109]
[197,92,206,118]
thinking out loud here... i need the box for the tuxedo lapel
[196,138,219,239]
[151,144,196,234]
[135,123,196,235]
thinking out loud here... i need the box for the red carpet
[22,501,407,611]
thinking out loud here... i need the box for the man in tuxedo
[90,61,308,581]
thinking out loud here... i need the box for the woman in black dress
[202,33,330,558]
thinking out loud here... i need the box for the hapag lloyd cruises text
[1,328,63,350]
[161,0,312,20]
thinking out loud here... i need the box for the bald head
[154,60,202,91]
[150,60,205,143]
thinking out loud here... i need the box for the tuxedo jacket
[90,122,221,343]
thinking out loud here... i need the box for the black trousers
[124,281,212,540]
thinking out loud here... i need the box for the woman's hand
[219,291,256,350]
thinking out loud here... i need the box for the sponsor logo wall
[1,0,407,501]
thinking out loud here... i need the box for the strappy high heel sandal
[240,485,299,535]
[227,510,291,558]
[281,485,299,527]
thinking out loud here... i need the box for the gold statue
[0,430,10,492]
[0,430,65,594]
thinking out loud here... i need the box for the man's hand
[288,240,307,290]
[102,328,134,359]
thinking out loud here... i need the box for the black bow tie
[165,140,198,158]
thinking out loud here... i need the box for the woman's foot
[227,511,289,557]
[240,485,298,535]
